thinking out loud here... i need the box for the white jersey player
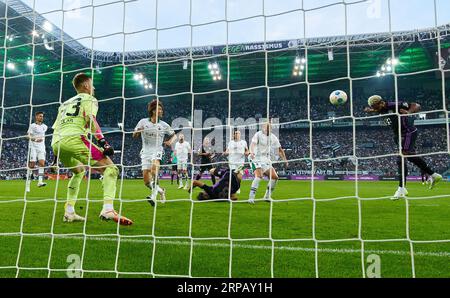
[225,130,249,170]
[174,133,191,190]
[26,112,48,191]
[133,99,176,206]
[248,122,288,203]
[225,130,248,194]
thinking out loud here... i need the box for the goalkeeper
[190,166,244,201]
[51,73,133,225]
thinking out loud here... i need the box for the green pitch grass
[0,178,449,278]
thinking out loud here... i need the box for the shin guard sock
[38,167,44,183]
[264,179,277,199]
[103,165,119,207]
[249,177,261,200]
[66,170,85,211]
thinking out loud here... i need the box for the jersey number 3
[66,98,82,117]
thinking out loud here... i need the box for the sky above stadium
[19,0,450,52]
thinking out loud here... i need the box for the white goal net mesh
[0,0,449,278]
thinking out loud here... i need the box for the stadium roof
[1,0,450,99]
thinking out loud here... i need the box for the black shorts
[200,164,213,173]
[200,184,217,199]
[172,164,177,171]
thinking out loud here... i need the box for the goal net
[0,0,449,278]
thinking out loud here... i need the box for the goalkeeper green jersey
[51,93,99,146]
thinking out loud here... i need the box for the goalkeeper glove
[98,138,114,156]
[49,164,58,174]
[49,155,58,174]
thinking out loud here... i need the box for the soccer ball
[329,90,348,106]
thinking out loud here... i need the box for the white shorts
[29,146,46,162]
[250,158,272,173]
[177,160,188,171]
[141,151,163,170]
[229,162,244,170]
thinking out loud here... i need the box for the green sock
[66,171,85,209]
[103,165,119,206]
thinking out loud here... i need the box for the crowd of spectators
[279,126,449,176]
[4,85,449,137]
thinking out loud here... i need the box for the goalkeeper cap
[368,95,383,108]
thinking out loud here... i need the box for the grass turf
[0,178,449,278]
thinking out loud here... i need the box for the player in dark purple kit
[421,169,429,186]
[364,95,442,200]
[189,166,244,201]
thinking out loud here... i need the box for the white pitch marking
[1,234,449,258]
